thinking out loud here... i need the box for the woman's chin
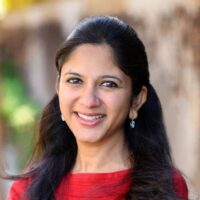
[75,134,104,145]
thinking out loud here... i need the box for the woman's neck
[72,133,132,173]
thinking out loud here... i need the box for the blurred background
[0,0,199,199]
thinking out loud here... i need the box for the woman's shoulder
[7,178,31,200]
[172,169,188,199]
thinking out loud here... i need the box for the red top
[7,169,188,200]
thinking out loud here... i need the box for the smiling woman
[6,16,188,200]
[57,44,136,147]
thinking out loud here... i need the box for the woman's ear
[55,75,60,94]
[129,86,147,119]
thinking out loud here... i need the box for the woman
[7,16,188,200]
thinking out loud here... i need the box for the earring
[61,114,65,121]
[130,118,135,128]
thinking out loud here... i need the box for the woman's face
[57,44,133,145]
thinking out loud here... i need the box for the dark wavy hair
[9,16,180,199]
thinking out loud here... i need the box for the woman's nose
[78,85,101,108]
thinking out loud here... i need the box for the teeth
[77,113,103,121]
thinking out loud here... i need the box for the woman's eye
[67,78,82,84]
[101,81,118,88]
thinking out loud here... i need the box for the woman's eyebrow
[64,72,82,77]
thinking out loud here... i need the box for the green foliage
[0,59,41,169]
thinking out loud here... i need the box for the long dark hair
[9,16,180,199]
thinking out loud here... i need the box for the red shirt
[7,169,188,200]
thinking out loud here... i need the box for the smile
[77,112,104,121]
[74,112,105,126]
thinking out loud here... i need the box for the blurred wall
[0,0,199,198]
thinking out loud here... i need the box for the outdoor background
[0,0,200,199]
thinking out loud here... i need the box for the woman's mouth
[74,112,105,126]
